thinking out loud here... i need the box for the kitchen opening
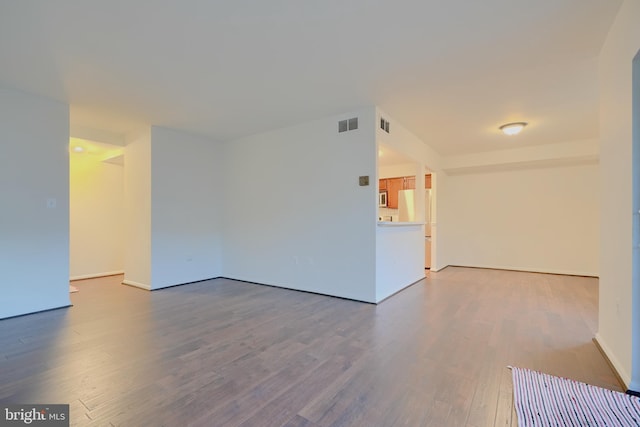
[377,143,433,270]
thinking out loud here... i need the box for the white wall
[123,130,152,289]
[376,108,442,171]
[222,108,377,302]
[441,163,599,276]
[0,86,70,319]
[150,127,223,289]
[437,139,602,275]
[376,225,424,301]
[596,0,640,389]
[430,171,444,270]
[379,163,419,179]
[69,148,124,279]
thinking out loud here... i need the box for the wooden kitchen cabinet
[404,176,415,190]
[382,176,418,208]
[386,177,404,209]
[379,179,387,191]
[425,174,432,189]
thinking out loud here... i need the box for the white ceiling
[0,1,622,156]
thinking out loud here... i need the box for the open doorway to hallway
[68,138,125,295]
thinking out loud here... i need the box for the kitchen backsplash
[378,207,399,221]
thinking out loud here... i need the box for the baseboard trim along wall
[121,280,151,291]
[0,304,72,321]
[593,334,630,390]
[448,264,597,278]
[151,277,221,291]
[70,271,124,281]
[219,276,377,304]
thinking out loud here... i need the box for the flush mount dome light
[72,146,84,153]
[499,122,527,136]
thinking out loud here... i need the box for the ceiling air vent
[338,117,359,133]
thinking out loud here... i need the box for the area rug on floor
[510,366,640,426]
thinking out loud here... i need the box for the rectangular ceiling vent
[338,117,358,133]
[380,118,390,133]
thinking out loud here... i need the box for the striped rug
[510,367,640,426]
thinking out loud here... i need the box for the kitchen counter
[377,221,424,227]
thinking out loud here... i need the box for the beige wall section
[0,86,70,319]
[123,130,152,289]
[441,163,599,276]
[69,145,124,279]
[596,0,640,389]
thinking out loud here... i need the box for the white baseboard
[594,333,631,389]
[447,263,597,277]
[121,279,151,291]
[70,271,124,281]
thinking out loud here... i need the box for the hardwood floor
[0,268,623,426]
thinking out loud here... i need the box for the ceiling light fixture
[72,146,84,153]
[499,122,527,136]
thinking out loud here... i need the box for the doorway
[68,138,125,286]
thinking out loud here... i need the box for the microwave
[379,191,388,207]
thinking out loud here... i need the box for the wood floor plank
[0,268,623,426]
[494,367,514,427]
